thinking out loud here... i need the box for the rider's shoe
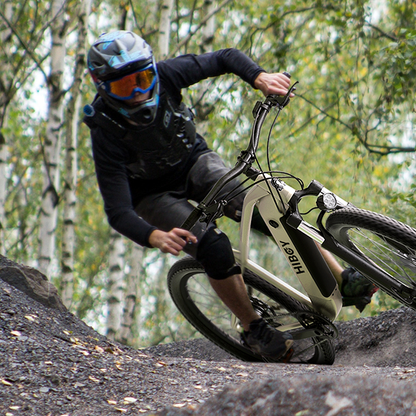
[241,318,293,361]
[341,267,378,312]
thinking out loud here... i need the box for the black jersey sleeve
[157,48,265,92]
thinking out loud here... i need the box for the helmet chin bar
[101,81,160,126]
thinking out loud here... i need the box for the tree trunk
[158,0,174,59]
[106,229,125,340]
[60,0,91,309]
[201,0,216,53]
[38,0,67,276]
[117,244,144,345]
[0,0,13,255]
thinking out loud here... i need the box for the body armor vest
[84,92,196,180]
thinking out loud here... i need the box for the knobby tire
[168,257,335,365]
[326,207,416,308]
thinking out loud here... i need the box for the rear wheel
[168,257,336,364]
[327,207,416,308]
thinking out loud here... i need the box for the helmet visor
[104,66,157,100]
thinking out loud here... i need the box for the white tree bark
[60,0,91,308]
[201,0,216,53]
[0,0,13,255]
[38,0,67,276]
[158,0,174,59]
[117,244,144,345]
[106,229,125,340]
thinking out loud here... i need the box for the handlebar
[181,81,298,231]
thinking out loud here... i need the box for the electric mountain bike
[167,80,416,365]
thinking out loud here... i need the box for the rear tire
[326,207,416,308]
[168,257,336,364]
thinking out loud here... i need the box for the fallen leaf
[89,376,100,383]
[172,403,187,408]
[115,407,128,413]
[10,331,21,337]
[1,379,13,386]
[155,361,167,367]
[107,400,117,405]
[9,406,20,410]
[95,345,105,353]
[123,397,138,404]
[24,315,36,322]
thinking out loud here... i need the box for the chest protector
[84,92,196,180]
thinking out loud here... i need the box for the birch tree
[158,0,174,59]
[106,228,125,340]
[0,0,13,254]
[38,0,68,275]
[60,0,91,308]
[117,244,145,345]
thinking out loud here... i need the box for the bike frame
[236,172,343,321]
[181,89,413,329]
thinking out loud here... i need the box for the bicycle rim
[168,257,335,364]
[327,207,416,307]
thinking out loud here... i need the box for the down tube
[239,186,342,320]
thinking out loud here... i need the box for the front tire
[168,257,335,364]
[326,207,416,308]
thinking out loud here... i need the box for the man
[84,30,376,360]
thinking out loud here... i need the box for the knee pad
[196,227,241,280]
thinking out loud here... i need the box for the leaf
[123,397,138,404]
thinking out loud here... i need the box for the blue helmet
[88,30,160,125]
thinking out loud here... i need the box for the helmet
[88,30,159,125]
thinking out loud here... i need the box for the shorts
[134,151,244,275]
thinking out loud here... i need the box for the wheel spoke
[349,227,416,288]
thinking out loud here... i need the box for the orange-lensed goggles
[103,66,157,100]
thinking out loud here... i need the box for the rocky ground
[2,257,416,415]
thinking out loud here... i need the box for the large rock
[0,255,67,311]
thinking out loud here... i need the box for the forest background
[0,0,415,348]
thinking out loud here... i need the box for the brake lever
[266,81,299,109]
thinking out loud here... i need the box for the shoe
[241,318,293,360]
[341,267,378,312]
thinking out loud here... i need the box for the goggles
[103,66,157,100]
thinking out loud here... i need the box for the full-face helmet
[88,30,159,125]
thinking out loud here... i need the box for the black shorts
[134,151,244,271]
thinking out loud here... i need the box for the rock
[0,255,67,312]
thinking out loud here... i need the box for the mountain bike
[167,79,416,365]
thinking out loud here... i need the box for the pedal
[280,347,294,363]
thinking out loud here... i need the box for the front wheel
[168,257,336,365]
[326,207,416,308]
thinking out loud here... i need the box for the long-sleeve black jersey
[85,48,265,247]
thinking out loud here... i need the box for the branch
[169,0,233,57]
[297,94,415,156]
[365,22,399,42]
